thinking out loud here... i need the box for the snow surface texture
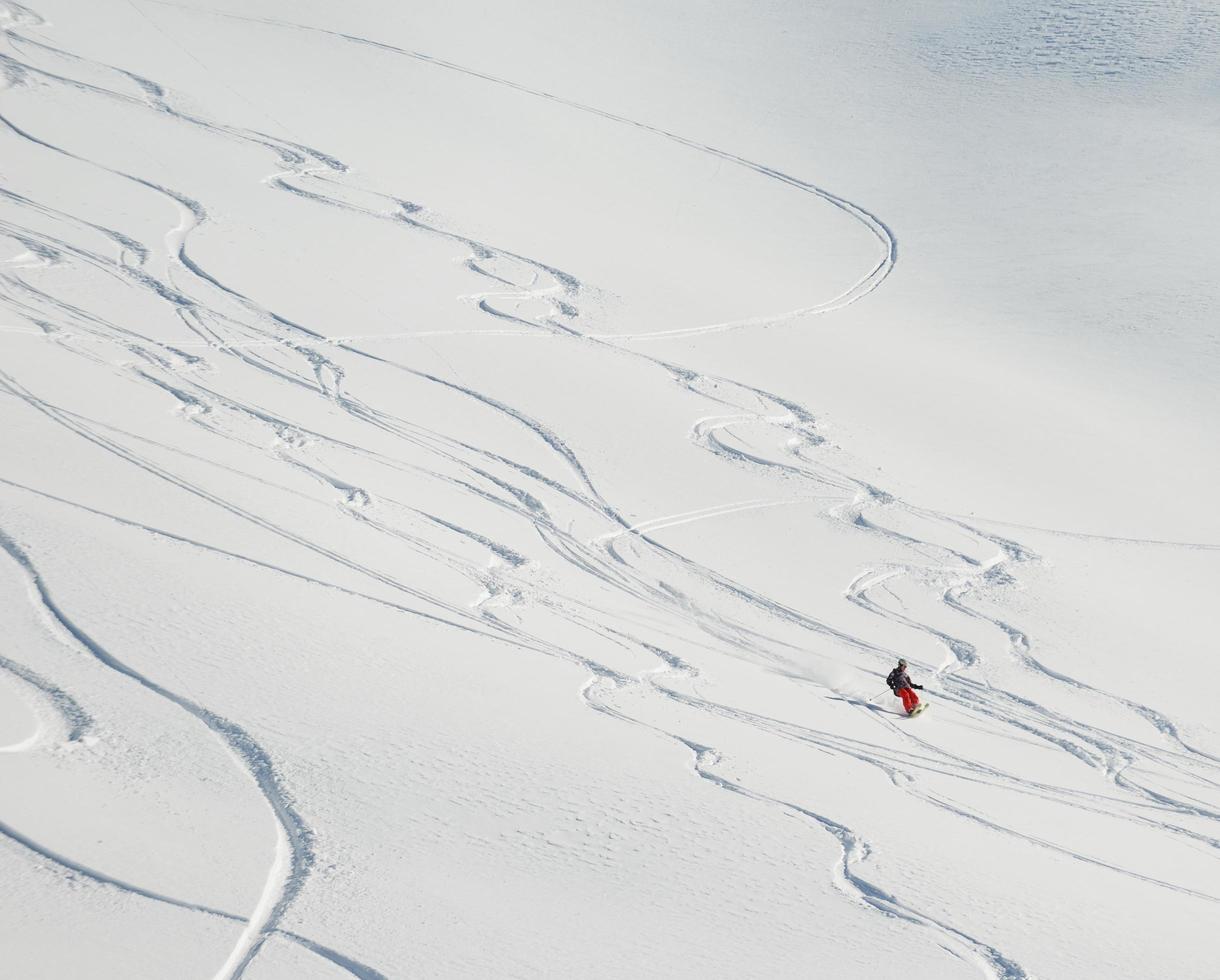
[2,1,1218,977]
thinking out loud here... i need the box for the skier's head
[897,658,907,668]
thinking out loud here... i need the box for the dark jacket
[887,667,916,691]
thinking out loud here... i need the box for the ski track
[0,526,328,979]
[141,0,896,342]
[2,3,1218,978]
[0,814,389,980]
[0,648,92,748]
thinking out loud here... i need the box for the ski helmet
[897,658,907,667]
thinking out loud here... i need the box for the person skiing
[886,658,924,715]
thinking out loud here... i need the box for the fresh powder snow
[1,1,1218,978]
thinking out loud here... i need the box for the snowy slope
[2,1,1219,978]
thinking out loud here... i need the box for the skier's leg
[899,688,916,713]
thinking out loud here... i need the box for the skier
[886,658,924,715]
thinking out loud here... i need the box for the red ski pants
[897,687,920,713]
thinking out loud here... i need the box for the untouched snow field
[2,1,1219,977]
